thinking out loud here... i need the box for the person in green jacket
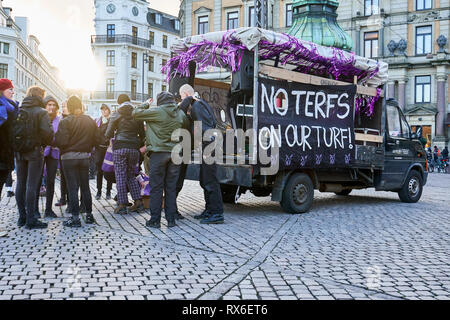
[133,91,189,229]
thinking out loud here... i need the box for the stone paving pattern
[0,173,449,300]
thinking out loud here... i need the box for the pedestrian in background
[133,92,189,228]
[95,104,112,200]
[179,84,225,224]
[14,86,53,230]
[106,97,145,215]
[55,96,99,227]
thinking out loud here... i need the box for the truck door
[383,104,414,190]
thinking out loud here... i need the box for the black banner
[257,77,357,169]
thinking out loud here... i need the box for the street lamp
[142,51,149,102]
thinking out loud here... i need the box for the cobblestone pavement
[0,173,449,300]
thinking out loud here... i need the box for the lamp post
[142,51,149,102]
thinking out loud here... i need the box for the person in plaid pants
[106,97,145,214]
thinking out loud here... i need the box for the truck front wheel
[280,173,314,214]
[398,170,423,203]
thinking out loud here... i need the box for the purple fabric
[101,143,115,173]
[0,95,18,126]
[136,172,151,197]
[113,148,141,204]
[44,116,61,160]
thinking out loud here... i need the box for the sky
[3,0,180,90]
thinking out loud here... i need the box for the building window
[198,16,209,35]
[416,26,432,55]
[106,50,115,66]
[163,35,168,48]
[248,6,255,27]
[2,42,9,55]
[148,56,154,72]
[162,59,167,67]
[174,20,180,31]
[364,0,379,16]
[131,52,137,68]
[0,64,8,78]
[107,24,115,38]
[106,78,115,99]
[227,11,239,30]
[162,84,167,92]
[131,80,137,99]
[364,32,379,58]
[416,0,432,10]
[286,4,293,27]
[148,83,153,99]
[149,31,155,45]
[155,13,162,25]
[415,76,431,103]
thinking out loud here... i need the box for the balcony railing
[90,91,151,102]
[91,34,152,48]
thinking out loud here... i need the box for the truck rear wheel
[398,170,423,203]
[335,189,352,196]
[280,173,314,214]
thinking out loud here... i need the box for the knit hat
[43,95,59,109]
[0,79,14,91]
[117,94,131,105]
[67,95,83,114]
[157,91,176,106]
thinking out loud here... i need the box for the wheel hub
[408,177,419,197]
[293,184,308,205]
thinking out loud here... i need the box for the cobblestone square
[0,173,449,300]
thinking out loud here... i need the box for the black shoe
[146,220,161,229]
[25,220,48,230]
[55,199,67,207]
[7,191,14,197]
[95,192,101,200]
[194,210,211,220]
[175,212,185,220]
[63,217,81,228]
[85,214,96,224]
[114,204,128,215]
[167,220,177,228]
[105,192,112,200]
[65,207,71,214]
[128,200,145,213]
[200,214,224,224]
[44,210,58,218]
[34,212,41,219]
[17,217,26,227]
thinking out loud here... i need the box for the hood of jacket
[21,96,45,109]
[161,104,178,118]
[118,102,134,118]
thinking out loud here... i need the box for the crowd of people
[427,145,449,173]
[0,78,225,232]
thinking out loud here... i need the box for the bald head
[179,84,195,100]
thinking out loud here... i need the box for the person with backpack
[133,92,189,228]
[14,86,53,230]
[105,98,145,215]
[178,84,224,224]
[55,96,100,227]
[0,79,19,200]
[94,104,112,200]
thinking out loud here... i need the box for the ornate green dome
[288,0,353,51]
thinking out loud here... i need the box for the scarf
[0,95,18,126]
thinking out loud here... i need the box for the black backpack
[11,108,38,153]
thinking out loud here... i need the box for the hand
[140,146,147,154]
[146,98,153,105]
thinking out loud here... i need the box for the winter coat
[0,98,18,171]
[106,102,145,151]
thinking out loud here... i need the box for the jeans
[60,158,67,202]
[5,171,13,188]
[199,143,223,215]
[175,163,188,213]
[0,170,8,199]
[16,149,44,223]
[42,157,58,212]
[149,152,181,223]
[62,158,92,218]
[95,147,112,193]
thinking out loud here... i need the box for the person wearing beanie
[94,104,112,200]
[39,96,61,218]
[55,95,101,227]
[117,94,131,106]
[105,99,145,215]
[15,86,53,230]
[133,91,189,229]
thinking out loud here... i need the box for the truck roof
[165,27,388,88]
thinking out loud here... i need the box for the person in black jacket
[15,87,53,230]
[179,84,224,224]
[94,104,112,200]
[55,96,100,227]
[106,101,145,215]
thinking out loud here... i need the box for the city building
[0,5,66,103]
[89,0,180,118]
[178,0,450,148]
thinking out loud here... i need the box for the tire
[398,170,423,203]
[221,185,239,204]
[280,173,314,214]
[335,189,352,196]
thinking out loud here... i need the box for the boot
[105,191,112,200]
[7,191,14,197]
[167,220,177,228]
[146,219,160,229]
[95,192,101,200]
[175,211,185,220]
[17,216,26,227]
[194,210,210,220]
[114,204,128,215]
[63,217,81,228]
[34,211,41,219]
[44,210,58,218]
[128,199,145,213]
[200,213,224,225]
[85,213,96,224]
[25,219,48,230]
